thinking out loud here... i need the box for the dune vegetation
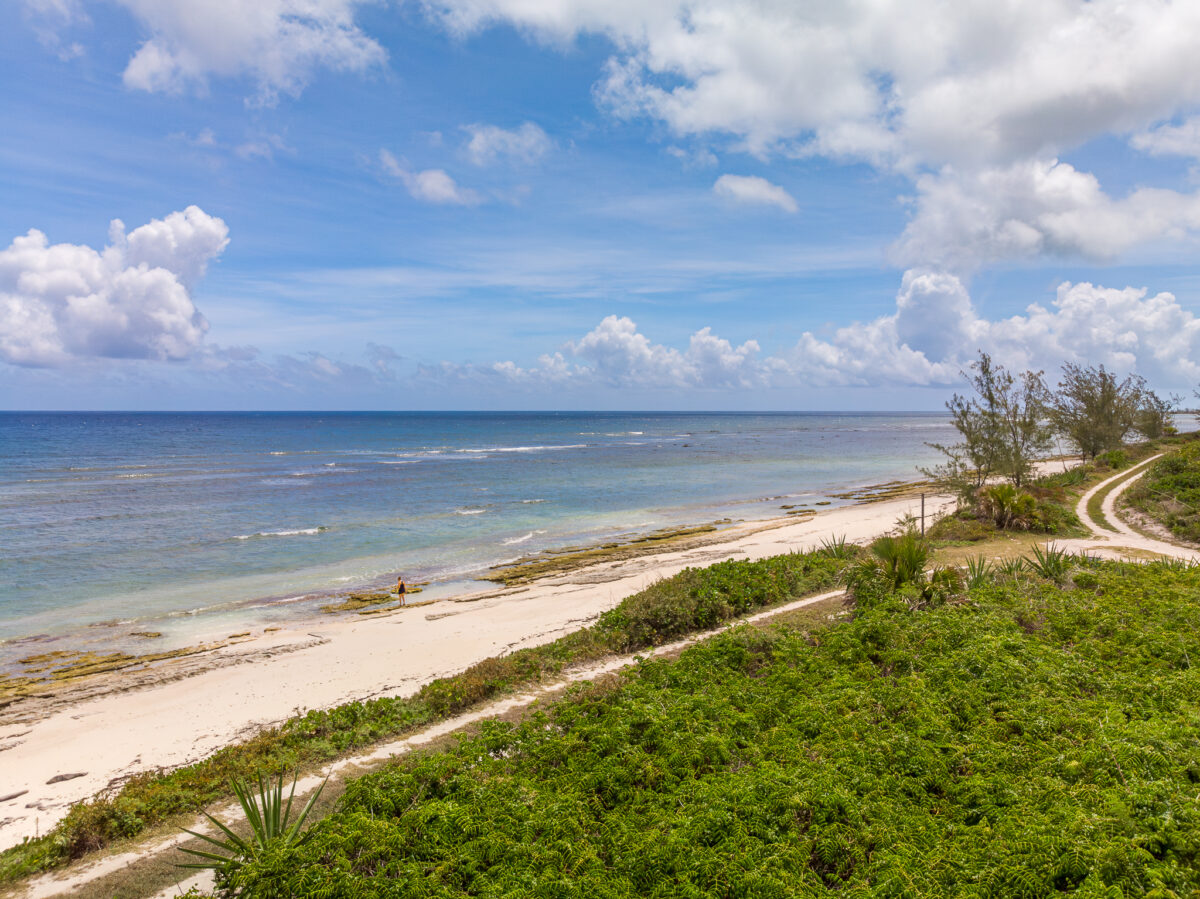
[216,553,1200,898]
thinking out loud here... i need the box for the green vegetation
[1126,439,1200,544]
[1048,363,1174,460]
[928,479,1081,544]
[924,351,1051,493]
[0,549,847,885]
[924,353,1173,499]
[226,558,1200,898]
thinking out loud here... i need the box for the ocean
[0,411,956,660]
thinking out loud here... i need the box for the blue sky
[4,0,1200,410]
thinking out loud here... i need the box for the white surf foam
[233,527,326,540]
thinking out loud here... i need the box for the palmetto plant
[979,483,1039,530]
[178,774,326,891]
[844,531,938,609]
[869,532,931,590]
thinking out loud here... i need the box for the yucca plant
[178,774,326,891]
[995,558,1027,580]
[817,534,853,560]
[964,555,994,589]
[1024,544,1075,584]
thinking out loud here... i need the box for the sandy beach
[0,491,952,850]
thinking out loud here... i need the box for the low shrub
[927,513,996,543]
[233,561,1200,897]
[1095,448,1130,470]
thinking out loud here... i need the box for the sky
[4,0,1200,410]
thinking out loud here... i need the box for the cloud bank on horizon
[7,0,1200,405]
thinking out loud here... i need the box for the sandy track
[1056,455,1200,562]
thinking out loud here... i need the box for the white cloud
[463,122,551,165]
[111,0,385,103]
[235,132,293,161]
[380,150,483,205]
[789,273,1200,389]
[893,159,1200,270]
[1132,116,1200,160]
[22,0,87,59]
[666,145,717,169]
[0,206,227,367]
[423,276,1200,393]
[712,174,797,213]
[567,314,761,388]
[425,0,1200,268]
[428,0,1200,168]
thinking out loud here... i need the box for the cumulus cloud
[423,275,1200,393]
[428,0,1200,168]
[463,122,551,165]
[567,314,762,387]
[110,0,385,103]
[894,159,1200,270]
[788,274,1200,389]
[712,174,797,213]
[380,150,483,205]
[1132,117,1200,159]
[0,206,227,367]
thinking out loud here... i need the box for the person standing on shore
[396,575,407,606]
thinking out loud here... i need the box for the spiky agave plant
[178,773,326,889]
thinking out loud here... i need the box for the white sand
[0,493,951,851]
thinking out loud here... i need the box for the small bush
[1096,449,1130,470]
[927,513,995,543]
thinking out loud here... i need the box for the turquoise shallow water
[0,411,955,654]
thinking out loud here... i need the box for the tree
[925,351,1051,492]
[1048,363,1172,459]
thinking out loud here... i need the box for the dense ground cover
[1126,440,1200,544]
[230,559,1200,897]
[0,550,846,884]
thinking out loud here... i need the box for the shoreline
[0,487,951,851]
[0,474,934,676]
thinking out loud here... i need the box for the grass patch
[1084,462,1155,533]
[0,548,849,886]
[231,559,1200,897]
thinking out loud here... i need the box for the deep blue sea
[0,412,957,657]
